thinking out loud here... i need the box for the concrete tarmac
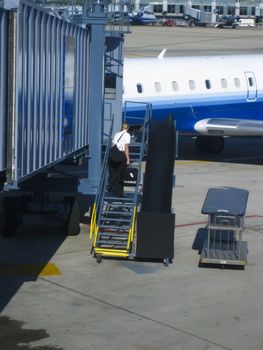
[124,25,263,57]
[1,26,263,350]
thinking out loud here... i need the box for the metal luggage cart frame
[200,187,249,268]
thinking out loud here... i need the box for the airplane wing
[194,118,263,136]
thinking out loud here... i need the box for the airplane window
[234,78,241,88]
[136,83,143,94]
[189,80,196,90]
[205,80,212,89]
[221,79,227,88]
[154,82,162,92]
[172,81,179,91]
[248,77,254,87]
[154,81,162,92]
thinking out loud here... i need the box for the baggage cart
[200,187,249,268]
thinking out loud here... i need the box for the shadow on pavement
[0,228,66,313]
[177,136,263,165]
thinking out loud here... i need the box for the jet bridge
[0,0,125,237]
[184,0,217,26]
[0,7,8,176]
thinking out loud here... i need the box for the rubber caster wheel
[96,255,102,264]
[163,257,169,267]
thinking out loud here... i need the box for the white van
[239,18,255,27]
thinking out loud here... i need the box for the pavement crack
[37,277,232,350]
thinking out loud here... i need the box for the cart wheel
[96,255,102,264]
[163,257,169,267]
[63,197,80,236]
[0,197,19,238]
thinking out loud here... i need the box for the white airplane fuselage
[123,54,263,138]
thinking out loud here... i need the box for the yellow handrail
[93,225,99,248]
[89,203,97,239]
[127,207,137,250]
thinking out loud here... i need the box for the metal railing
[89,114,114,241]
[90,101,152,256]
[124,101,152,215]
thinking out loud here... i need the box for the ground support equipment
[89,106,150,262]
[200,187,249,269]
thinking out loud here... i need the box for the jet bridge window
[227,6,235,15]
[216,6,224,14]
[179,5,184,14]
[221,79,227,88]
[136,83,143,94]
[240,7,248,16]
[62,36,75,140]
[189,80,196,90]
[168,5,176,13]
[154,82,162,92]
[204,6,211,12]
[205,79,212,89]
[105,73,116,99]
[171,81,179,91]
[234,78,241,88]
[153,4,163,12]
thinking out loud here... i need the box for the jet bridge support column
[79,1,106,194]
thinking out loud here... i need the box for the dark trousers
[108,153,126,196]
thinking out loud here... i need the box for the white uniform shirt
[112,130,131,152]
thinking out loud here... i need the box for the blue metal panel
[0,8,8,172]
[15,1,90,183]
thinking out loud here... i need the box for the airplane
[128,10,158,25]
[123,50,263,153]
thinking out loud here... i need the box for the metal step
[97,240,128,246]
[99,223,131,230]
[99,232,129,239]
[103,201,134,207]
[94,248,129,255]
[99,217,132,223]
[129,154,141,158]
[98,231,128,238]
[100,212,132,222]
[129,146,143,151]
[99,224,130,230]
[104,200,134,206]
[101,210,132,217]
[104,193,135,199]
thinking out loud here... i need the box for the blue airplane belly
[124,100,263,133]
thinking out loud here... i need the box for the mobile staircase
[89,103,151,262]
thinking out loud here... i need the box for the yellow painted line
[0,263,62,277]
[176,160,210,165]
